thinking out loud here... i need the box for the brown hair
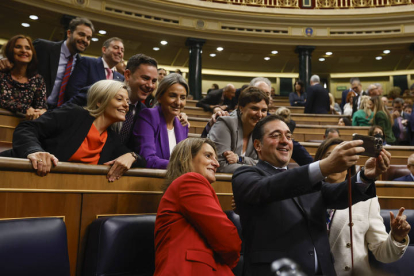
[238,86,269,107]
[163,138,217,192]
[3,35,38,77]
[370,96,393,126]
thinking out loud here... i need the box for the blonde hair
[370,96,393,126]
[163,138,217,191]
[359,95,372,117]
[275,107,291,123]
[85,80,127,118]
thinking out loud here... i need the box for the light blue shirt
[47,42,78,105]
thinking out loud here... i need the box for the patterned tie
[57,55,74,107]
[106,68,113,80]
[119,104,135,144]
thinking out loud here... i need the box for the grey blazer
[208,115,257,173]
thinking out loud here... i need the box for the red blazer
[154,172,241,275]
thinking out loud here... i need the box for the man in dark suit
[232,115,391,276]
[65,37,125,100]
[304,75,330,114]
[392,98,411,145]
[196,84,236,112]
[394,154,414,181]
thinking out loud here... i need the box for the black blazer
[232,160,375,276]
[11,104,145,166]
[65,57,124,102]
[33,39,65,97]
[196,89,236,112]
[304,83,330,114]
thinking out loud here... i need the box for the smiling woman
[154,138,241,275]
[5,80,146,180]
[133,73,189,169]
[208,86,269,173]
[0,35,47,119]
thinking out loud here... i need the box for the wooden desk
[0,109,24,143]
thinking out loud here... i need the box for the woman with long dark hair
[289,80,307,106]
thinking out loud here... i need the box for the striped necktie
[57,55,74,107]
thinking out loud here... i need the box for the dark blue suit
[65,56,124,102]
[393,174,414,181]
[304,83,330,114]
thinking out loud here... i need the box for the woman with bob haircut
[9,80,146,180]
[0,35,47,119]
[208,86,269,173]
[352,95,373,126]
[154,138,241,275]
[314,138,410,276]
[133,73,189,169]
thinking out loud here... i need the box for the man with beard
[64,37,125,101]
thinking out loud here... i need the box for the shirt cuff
[356,172,372,192]
[309,161,325,183]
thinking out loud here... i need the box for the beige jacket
[329,197,408,276]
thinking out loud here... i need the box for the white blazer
[329,197,408,276]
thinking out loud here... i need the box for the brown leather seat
[381,165,409,181]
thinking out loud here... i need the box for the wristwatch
[238,155,245,164]
[129,152,139,162]
[360,168,375,182]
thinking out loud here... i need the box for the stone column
[295,46,315,90]
[186,38,206,100]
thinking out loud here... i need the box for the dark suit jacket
[232,160,376,276]
[304,83,330,114]
[392,112,411,145]
[393,174,414,181]
[33,39,65,97]
[196,89,236,112]
[65,57,124,102]
[11,104,145,166]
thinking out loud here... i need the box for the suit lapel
[49,41,63,91]
[158,106,170,159]
[97,57,106,80]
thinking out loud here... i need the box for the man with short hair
[232,114,392,276]
[393,153,414,181]
[196,83,237,112]
[351,79,366,115]
[392,98,411,145]
[375,83,384,95]
[304,75,330,114]
[65,37,125,101]
[324,128,340,139]
[367,84,379,96]
[340,77,359,111]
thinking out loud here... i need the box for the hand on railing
[27,152,59,176]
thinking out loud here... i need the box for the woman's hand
[25,107,36,120]
[178,112,189,127]
[390,207,411,242]
[223,151,238,164]
[27,152,59,176]
[104,153,136,182]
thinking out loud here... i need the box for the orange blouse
[68,123,108,165]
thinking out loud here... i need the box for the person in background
[404,105,412,115]
[391,98,411,145]
[115,59,126,76]
[338,117,352,126]
[393,153,414,181]
[208,86,269,173]
[369,125,389,146]
[352,95,373,126]
[207,83,219,94]
[157,68,167,82]
[370,96,396,144]
[289,79,307,106]
[315,138,410,276]
[197,83,237,113]
[329,93,341,115]
[324,128,340,140]
[133,73,189,169]
[304,75,330,114]
[342,91,355,116]
[381,96,389,107]
[275,106,295,133]
[8,80,145,180]
[154,138,241,275]
[0,35,47,119]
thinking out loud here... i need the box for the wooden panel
[0,114,23,127]
[0,192,81,276]
[0,126,14,142]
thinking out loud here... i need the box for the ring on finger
[38,159,43,162]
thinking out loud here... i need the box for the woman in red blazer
[154,138,241,275]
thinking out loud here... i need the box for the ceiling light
[376,56,382,60]
[98,30,106,35]
[91,38,99,42]
[383,50,390,54]
[319,58,325,61]
[264,57,270,61]
[29,15,38,20]
[217,47,224,51]
[271,50,278,54]
[210,53,216,57]
[21,23,30,27]
[153,47,160,51]
[325,52,333,56]
[160,40,168,45]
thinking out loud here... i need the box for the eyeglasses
[269,132,293,141]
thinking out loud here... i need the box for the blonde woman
[352,95,373,126]
[10,80,145,180]
[370,96,396,144]
[275,106,295,133]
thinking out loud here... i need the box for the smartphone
[352,134,383,157]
